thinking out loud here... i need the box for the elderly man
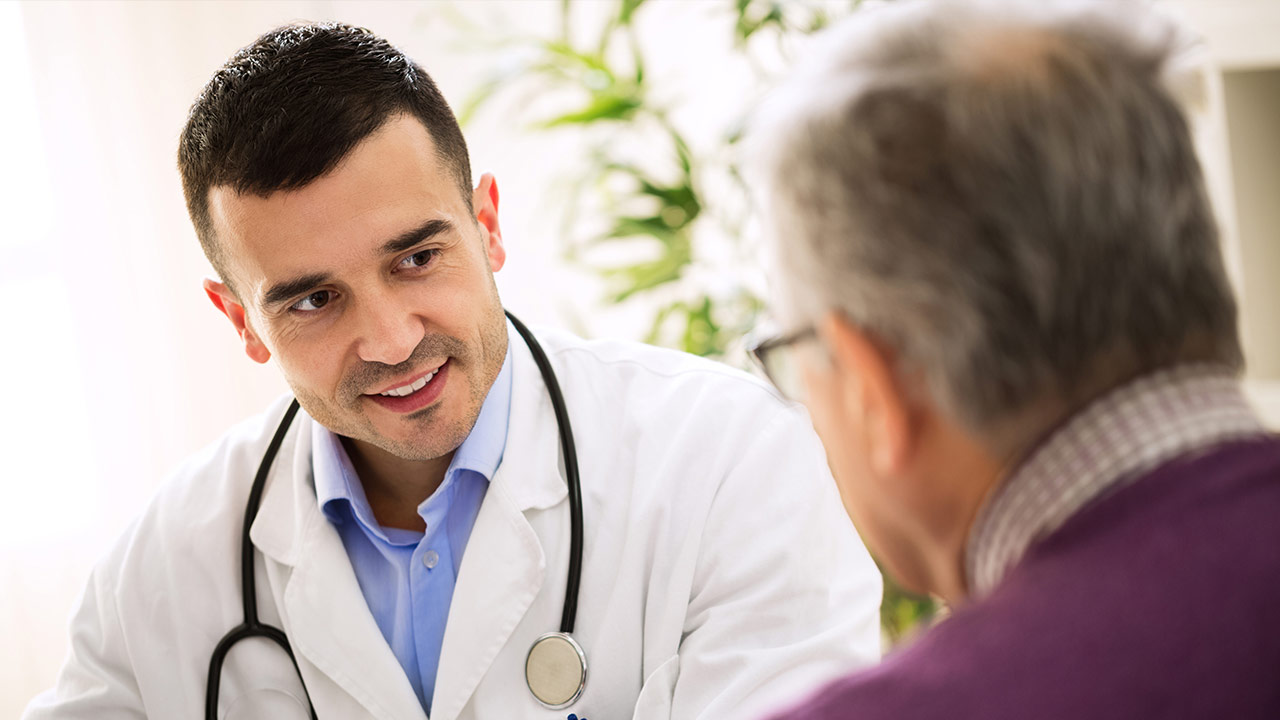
[26,22,881,720]
[748,1,1280,718]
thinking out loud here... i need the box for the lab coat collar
[248,401,425,719]
[249,399,314,567]
[491,322,570,513]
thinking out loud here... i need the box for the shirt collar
[965,364,1266,599]
[312,334,514,534]
[312,421,385,536]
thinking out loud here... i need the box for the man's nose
[352,292,423,367]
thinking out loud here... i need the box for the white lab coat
[25,326,882,720]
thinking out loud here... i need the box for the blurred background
[1,0,1277,713]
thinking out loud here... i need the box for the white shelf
[1169,1,1280,387]
[1165,0,1280,71]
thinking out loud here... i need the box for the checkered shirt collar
[965,365,1266,599]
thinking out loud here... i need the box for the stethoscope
[206,311,587,719]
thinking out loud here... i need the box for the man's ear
[472,172,506,273]
[203,278,271,364]
[820,311,913,476]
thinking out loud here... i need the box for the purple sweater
[768,438,1280,719]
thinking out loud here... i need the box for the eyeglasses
[749,325,817,403]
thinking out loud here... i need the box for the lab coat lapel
[252,410,426,720]
[430,328,569,720]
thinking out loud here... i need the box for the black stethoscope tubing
[205,397,312,720]
[205,311,584,719]
[507,311,584,635]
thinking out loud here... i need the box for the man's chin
[357,422,467,463]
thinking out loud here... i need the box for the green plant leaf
[603,215,676,242]
[680,296,723,356]
[619,0,647,25]
[538,91,643,127]
[599,232,692,302]
[636,180,700,226]
[879,564,939,645]
[671,129,694,176]
[541,40,615,78]
[603,258,681,302]
[734,0,787,46]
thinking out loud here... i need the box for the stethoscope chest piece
[525,632,587,709]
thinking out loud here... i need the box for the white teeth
[379,367,440,397]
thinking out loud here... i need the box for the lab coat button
[423,550,439,569]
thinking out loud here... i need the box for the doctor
[25,21,881,720]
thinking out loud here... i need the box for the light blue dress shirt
[312,343,512,714]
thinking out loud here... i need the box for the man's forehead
[205,115,471,291]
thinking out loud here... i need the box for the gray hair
[751,0,1243,437]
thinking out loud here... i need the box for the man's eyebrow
[261,272,331,310]
[380,218,454,255]
[257,220,454,311]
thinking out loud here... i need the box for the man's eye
[397,249,438,270]
[291,291,334,312]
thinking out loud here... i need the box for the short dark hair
[178,22,472,289]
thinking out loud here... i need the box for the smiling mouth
[363,360,451,414]
[376,365,443,397]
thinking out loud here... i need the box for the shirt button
[423,550,439,569]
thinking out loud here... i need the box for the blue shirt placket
[312,333,514,714]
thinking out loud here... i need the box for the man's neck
[904,407,1008,605]
[341,436,451,532]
